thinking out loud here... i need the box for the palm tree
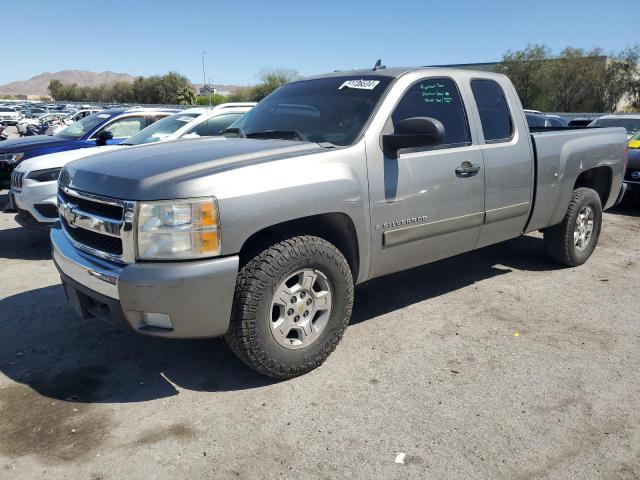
[176,86,196,105]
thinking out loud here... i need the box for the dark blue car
[0,107,179,188]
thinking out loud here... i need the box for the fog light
[143,312,173,330]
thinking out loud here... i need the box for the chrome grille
[57,185,136,263]
[11,170,25,191]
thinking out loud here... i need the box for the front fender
[213,144,372,283]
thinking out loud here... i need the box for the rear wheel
[543,187,602,266]
[225,236,353,379]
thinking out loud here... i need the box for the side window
[102,116,146,138]
[186,119,211,137]
[391,77,470,147]
[185,113,244,138]
[149,114,169,125]
[470,79,513,142]
[207,113,243,135]
[526,114,545,128]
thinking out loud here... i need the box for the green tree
[47,79,64,100]
[227,86,254,102]
[250,68,301,101]
[176,86,197,105]
[195,94,229,106]
[543,47,604,112]
[497,44,551,109]
[597,45,640,112]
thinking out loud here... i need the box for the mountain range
[0,70,244,97]
[0,70,137,96]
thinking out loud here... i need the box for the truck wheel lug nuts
[294,316,300,322]
[303,311,309,317]
[306,299,312,305]
[287,308,294,316]
[291,297,297,303]
[300,291,306,298]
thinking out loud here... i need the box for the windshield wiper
[245,129,310,142]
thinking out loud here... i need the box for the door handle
[455,161,481,176]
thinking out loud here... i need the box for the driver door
[367,76,485,278]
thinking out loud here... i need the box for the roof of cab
[304,66,509,82]
[98,107,181,115]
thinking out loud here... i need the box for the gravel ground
[0,190,638,480]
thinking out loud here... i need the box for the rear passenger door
[368,76,485,278]
[468,78,534,248]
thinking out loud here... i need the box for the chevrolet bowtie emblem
[61,202,79,228]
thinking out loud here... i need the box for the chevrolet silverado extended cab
[51,67,627,379]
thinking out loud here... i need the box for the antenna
[372,59,386,71]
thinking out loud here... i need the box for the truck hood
[0,135,70,153]
[62,137,326,200]
[15,145,121,174]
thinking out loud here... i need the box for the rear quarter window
[470,79,513,142]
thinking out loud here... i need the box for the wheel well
[574,166,611,206]
[238,213,360,280]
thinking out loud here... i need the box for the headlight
[27,167,62,182]
[137,197,220,260]
[0,153,25,164]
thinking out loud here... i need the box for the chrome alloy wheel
[270,268,333,349]
[574,205,594,251]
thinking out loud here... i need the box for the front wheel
[225,236,354,379]
[543,187,602,267]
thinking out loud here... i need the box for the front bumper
[12,179,59,225]
[623,180,640,193]
[51,225,239,338]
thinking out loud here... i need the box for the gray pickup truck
[51,67,627,378]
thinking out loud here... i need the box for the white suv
[11,103,254,227]
[0,106,22,125]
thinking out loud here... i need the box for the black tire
[543,187,602,267]
[225,236,354,379]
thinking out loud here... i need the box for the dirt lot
[0,191,638,480]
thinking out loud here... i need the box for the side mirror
[96,130,114,146]
[383,117,445,158]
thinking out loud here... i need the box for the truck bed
[525,127,627,233]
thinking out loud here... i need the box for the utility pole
[201,51,207,103]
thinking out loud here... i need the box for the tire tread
[225,235,354,379]
[543,187,602,266]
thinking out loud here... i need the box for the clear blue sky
[3,0,638,86]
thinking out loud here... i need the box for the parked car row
[9,103,254,226]
[14,108,103,137]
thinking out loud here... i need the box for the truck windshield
[122,112,200,145]
[55,112,114,140]
[590,118,640,136]
[230,76,393,146]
